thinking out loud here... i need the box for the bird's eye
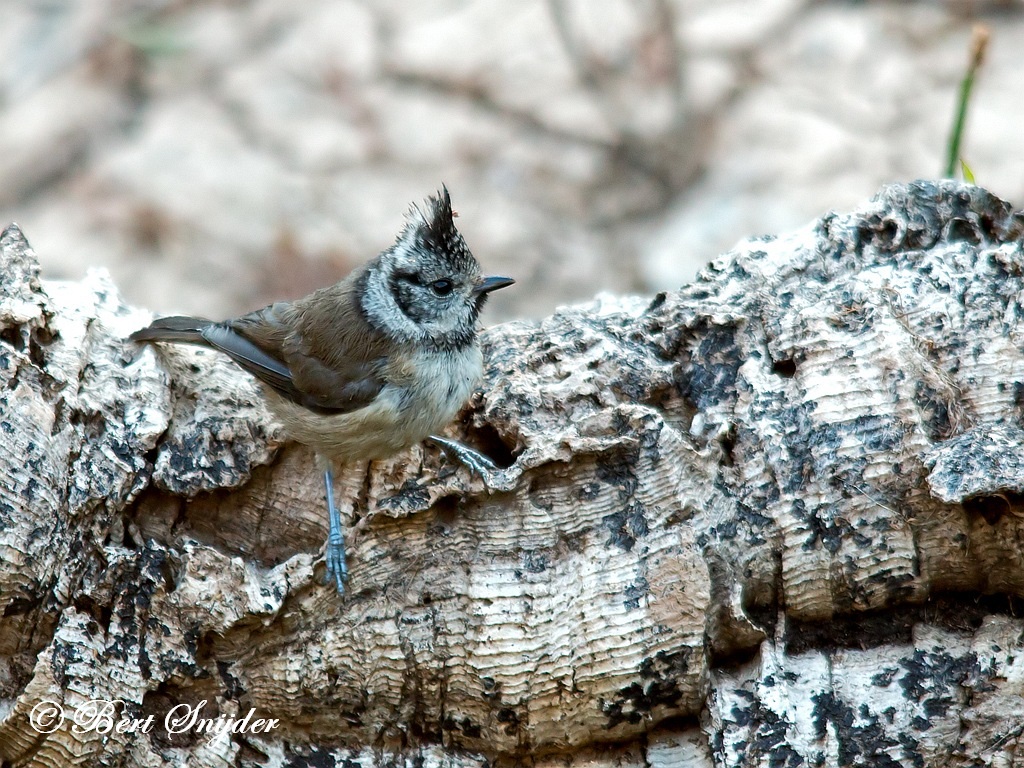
[431,278,454,296]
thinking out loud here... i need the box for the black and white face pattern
[362,190,488,350]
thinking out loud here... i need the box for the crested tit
[130,189,513,592]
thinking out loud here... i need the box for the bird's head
[363,188,513,349]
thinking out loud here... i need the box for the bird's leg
[319,455,347,593]
[426,435,502,488]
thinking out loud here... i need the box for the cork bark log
[2,180,1024,767]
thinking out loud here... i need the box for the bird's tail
[129,316,214,346]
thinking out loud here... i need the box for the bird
[130,188,513,593]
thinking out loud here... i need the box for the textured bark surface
[2,180,1024,766]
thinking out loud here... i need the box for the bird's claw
[427,435,504,490]
[324,533,347,593]
[322,465,347,594]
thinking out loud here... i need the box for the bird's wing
[283,346,386,415]
[222,302,387,415]
[199,322,300,399]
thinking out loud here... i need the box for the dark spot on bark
[460,717,483,738]
[600,649,692,728]
[812,693,903,768]
[441,714,483,738]
[283,746,339,768]
[898,734,925,768]
[963,492,1024,525]
[0,325,25,352]
[612,364,664,411]
[881,573,918,605]
[595,448,639,502]
[216,660,245,699]
[462,422,517,469]
[646,292,667,312]
[872,667,897,692]
[792,497,855,555]
[913,381,955,440]
[787,610,914,655]
[604,407,662,464]
[852,414,904,452]
[777,401,819,494]
[28,325,56,368]
[859,216,900,251]
[5,593,43,618]
[496,707,519,735]
[379,478,431,515]
[896,649,984,720]
[684,323,744,411]
[426,495,459,531]
[71,594,111,634]
[719,423,737,467]
[771,358,796,378]
[49,638,83,689]
[789,595,1024,658]
[710,518,739,541]
[576,481,601,502]
[519,551,548,574]
[602,500,648,551]
[600,688,643,727]
[945,217,981,245]
[686,287,712,301]
[731,261,753,279]
[101,546,167,681]
[162,427,237,490]
[623,577,649,610]
[741,704,802,767]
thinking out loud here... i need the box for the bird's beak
[472,276,515,296]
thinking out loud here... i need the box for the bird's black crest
[422,186,456,245]
[402,187,474,268]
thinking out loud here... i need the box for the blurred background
[0,0,1020,323]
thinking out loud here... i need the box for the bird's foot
[427,435,507,490]
[322,465,347,594]
[324,531,347,594]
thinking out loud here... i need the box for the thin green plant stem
[945,25,990,178]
